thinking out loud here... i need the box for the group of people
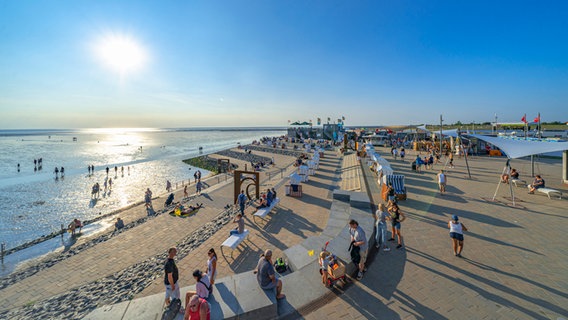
[163,247,218,319]
[255,188,277,210]
[54,166,65,178]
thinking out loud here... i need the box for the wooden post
[1,242,5,263]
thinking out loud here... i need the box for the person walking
[388,203,405,249]
[448,215,468,257]
[166,180,172,192]
[437,170,447,194]
[374,203,391,251]
[349,219,368,280]
[164,248,180,306]
[237,190,246,215]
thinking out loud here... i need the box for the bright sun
[95,34,148,75]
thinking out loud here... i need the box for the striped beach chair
[386,174,407,200]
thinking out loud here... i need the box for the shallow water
[0,128,285,249]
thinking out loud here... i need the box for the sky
[0,0,567,129]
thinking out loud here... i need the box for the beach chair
[381,175,407,201]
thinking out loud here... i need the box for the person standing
[437,170,447,194]
[374,204,390,251]
[448,215,468,257]
[206,249,217,288]
[164,248,180,306]
[196,180,203,195]
[237,190,247,215]
[166,180,172,192]
[184,185,189,198]
[388,203,405,249]
[349,219,368,280]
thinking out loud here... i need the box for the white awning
[467,134,568,159]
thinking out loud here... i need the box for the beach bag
[349,241,360,265]
[161,298,181,320]
[275,257,287,273]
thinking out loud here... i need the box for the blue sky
[0,1,567,128]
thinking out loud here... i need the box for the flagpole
[538,112,541,138]
[524,113,527,140]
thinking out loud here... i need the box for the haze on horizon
[0,1,567,129]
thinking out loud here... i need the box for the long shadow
[263,208,322,237]
[410,212,540,256]
[209,283,243,317]
[403,197,521,228]
[406,247,568,318]
[290,193,332,211]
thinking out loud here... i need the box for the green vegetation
[426,123,567,131]
[183,156,219,174]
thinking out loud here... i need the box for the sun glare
[95,34,148,75]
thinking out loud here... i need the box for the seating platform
[527,186,563,199]
[253,198,280,223]
[221,229,250,257]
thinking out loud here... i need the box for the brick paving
[305,147,568,320]
[0,147,344,313]
[2,145,566,320]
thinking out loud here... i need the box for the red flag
[534,115,540,123]
[521,115,527,123]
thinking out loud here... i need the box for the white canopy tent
[465,134,568,206]
[466,134,568,159]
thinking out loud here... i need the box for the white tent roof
[467,134,568,159]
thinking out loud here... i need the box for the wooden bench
[253,198,280,223]
[221,229,250,258]
[527,186,563,199]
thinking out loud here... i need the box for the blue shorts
[450,232,464,241]
[392,222,401,230]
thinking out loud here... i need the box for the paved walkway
[2,145,566,320]
[0,147,344,315]
[305,148,568,319]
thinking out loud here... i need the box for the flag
[534,115,540,123]
[521,114,527,123]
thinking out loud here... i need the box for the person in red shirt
[184,295,210,320]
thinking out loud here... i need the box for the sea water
[0,128,286,250]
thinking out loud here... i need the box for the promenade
[306,147,568,320]
[0,144,566,319]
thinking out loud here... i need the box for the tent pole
[462,141,472,179]
[531,155,535,177]
[492,165,508,201]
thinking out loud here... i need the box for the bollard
[1,242,5,263]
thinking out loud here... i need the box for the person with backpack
[184,270,211,306]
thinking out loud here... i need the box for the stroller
[164,193,174,206]
[319,241,346,287]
